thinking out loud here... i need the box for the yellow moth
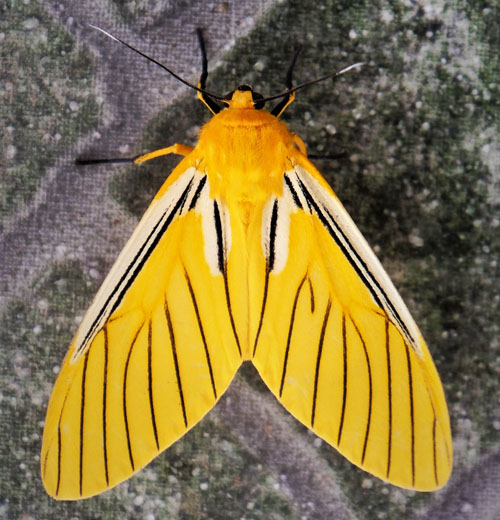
[41,27,452,499]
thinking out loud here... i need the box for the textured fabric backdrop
[1,0,499,518]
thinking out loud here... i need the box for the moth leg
[134,144,194,163]
[76,143,193,166]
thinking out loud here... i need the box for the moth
[41,27,452,499]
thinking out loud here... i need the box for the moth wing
[41,165,242,499]
[251,163,452,490]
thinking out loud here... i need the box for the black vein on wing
[311,298,332,427]
[102,326,110,486]
[432,416,438,487]
[268,199,279,270]
[54,389,70,497]
[56,415,62,496]
[385,319,393,479]
[79,351,90,497]
[307,277,315,313]
[42,435,50,481]
[425,384,441,487]
[188,175,207,210]
[214,200,242,357]
[284,174,303,208]
[337,312,348,446]
[404,341,416,487]
[293,171,415,349]
[289,173,313,213]
[185,269,217,399]
[253,199,278,357]
[279,273,307,397]
[147,319,160,449]
[223,272,241,357]
[78,175,197,357]
[178,176,195,215]
[213,200,225,273]
[252,268,269,358]
[165,299,188,428]
[123,324,144,471]
[350,317,373,465]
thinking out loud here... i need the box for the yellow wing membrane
[42,82,452,498]
[41,166,242,499]
[251,162,452,491]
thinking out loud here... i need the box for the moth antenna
[261,62,365,103]
[88,24,225,100]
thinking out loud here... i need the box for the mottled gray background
[1,0,499,519]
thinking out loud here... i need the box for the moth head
[86,25,363,118]
[222,85,265,110]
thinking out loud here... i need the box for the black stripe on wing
[253,199,279,357]
[385,319,393,480]
[213,200,242,357]
[337,312,348,446]
[79,351,90,496]
[404,338,416,487]
[283,172,416,350]
[311,298,332,427]
[164,298,188,428]
[101,326,110,487]
[122,325,144,473]
[147,319,161,448]
[76,173,208,358]
[53,390,70,497]
[184,269,218,399]
[279,273,308,397]
[349,317,373,465]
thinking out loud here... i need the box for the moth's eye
[237,84,252,92]
[252,91,265,109]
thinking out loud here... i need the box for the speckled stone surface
[1,1,499,518]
